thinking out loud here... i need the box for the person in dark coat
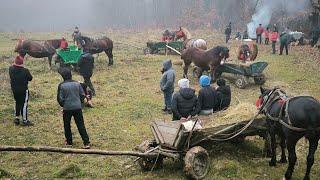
[225,22,232,43]
[9,56,33,126]
[216,78,231,111]
[198,75,218,115]
[77,49,95,95]
[279,32,290,55]
[172,79,200,121]
[57,68,90,148]
[160,60,175,113]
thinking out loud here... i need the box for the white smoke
[247,0,311,39]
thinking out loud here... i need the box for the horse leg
[183,64,189,79]
[105,49,113,66]
[279,134,287,163]
[303,138,319,180]
[48,56,53,69]
[284,134,300,180]
[268,125,277,166]
[209,65,216,83]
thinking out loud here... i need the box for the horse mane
[80,36,93,43]
[208,46,229,56]
[181,27,192,39]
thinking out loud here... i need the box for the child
[216,79,231,111]
[9,56,33,126]
[160,60,176,114]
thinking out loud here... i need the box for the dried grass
[201,102,258,128]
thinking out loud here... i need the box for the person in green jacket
[279,32,290,55]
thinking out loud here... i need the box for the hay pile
[202,102,258,128]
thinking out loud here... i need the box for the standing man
[264,27,270,45]
[78,49,95,96]
[72,26,81,45]
[279,32,289,55]
[9,56,33,126]
[270,29,279,54]
[57,68,90,148]
[256,24,264,44]
[224,22,232,43]
[160,60,175,114]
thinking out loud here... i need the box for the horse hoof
[279,158,287,164]
[269,161,276,167]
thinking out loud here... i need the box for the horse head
[175,29,185,41]
[14,38,24,53]
[219,46,230,60]
[257,87,287,112]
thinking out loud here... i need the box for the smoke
[247,0,311,38]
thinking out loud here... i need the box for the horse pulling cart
[194,61,268,89]
[144,41,183,55]
[0,117,268,179]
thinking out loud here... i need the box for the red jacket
[264,30,270,38]
[270,32,279,41]
[60,40,68,49]
[256,26,264,35]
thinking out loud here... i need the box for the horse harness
[260,89,320,132]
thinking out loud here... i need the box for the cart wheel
[235,76,247,89]
[136,140,163,171]
[184,146,209,180]
[193,67,202,78]
[254,74,266,85]
[143,48,152,55]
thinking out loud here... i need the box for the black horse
[77,35,114,66]
[257,87,320,180]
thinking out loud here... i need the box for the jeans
[280,42,288,55]
[63,109,90,145]
[13,90,29,120]
[83,76,95,95]
[199,109,213,115]
[265,38,269,45]
[256,34,262,44]
[163,91,173,110]
[272,41,276,54]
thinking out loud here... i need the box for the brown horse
[175,27,207,50]
[181,46,230,82]
[76,36,114,66]
[14,39,58,68]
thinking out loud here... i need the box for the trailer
[55,45,83,67]
[144,41,183,55]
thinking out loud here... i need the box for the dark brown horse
[257,87,320,180]
[181,46,229,82]
[76,36,114,66]
[14,39,61,68]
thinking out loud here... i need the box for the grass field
[0,29,320,179]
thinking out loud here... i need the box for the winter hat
[199,75,211,87]
[13,55,24,67]
[178,78,190,89]
[58,67,72,81]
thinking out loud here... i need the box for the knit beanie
[178,78,190,89]
[199,75,211,87]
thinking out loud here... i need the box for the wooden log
[166,45,182,55]
[0,145,159,158]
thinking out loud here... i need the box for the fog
[247,0,311,38]
[0,0,312,32]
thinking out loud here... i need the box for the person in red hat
[9,55,33,126]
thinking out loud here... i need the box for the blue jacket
[160,60,175,92]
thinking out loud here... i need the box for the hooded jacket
[57,80,85,110]
[9,65,33,93]
[217,85,231,110]
[198,86,219,111]
[172,88,200,120]
[78,52,94,78]
[160,60,175,92]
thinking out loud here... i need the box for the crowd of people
[160,60,231,121]
[224,23,292,56]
